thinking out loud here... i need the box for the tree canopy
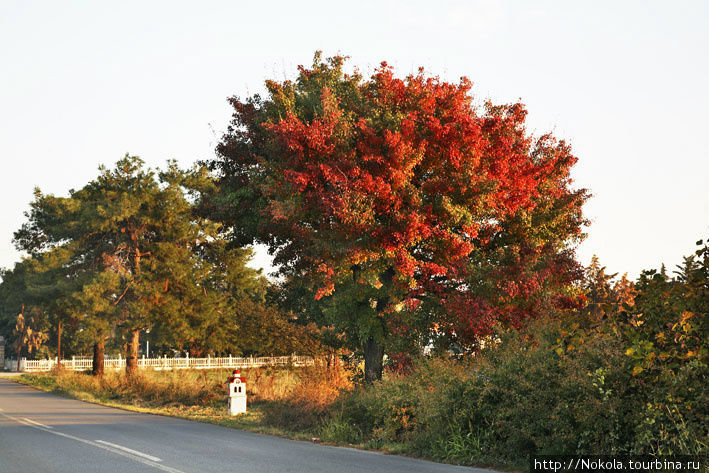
[207,53,589,381]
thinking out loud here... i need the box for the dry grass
[20,362,353,434]
[255,361,352,431]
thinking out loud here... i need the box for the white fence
[3,355,314,373]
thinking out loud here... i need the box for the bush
[323,317,641,468]
[422,319,637,467]
[321,357,470,448]
[633,358,709,455]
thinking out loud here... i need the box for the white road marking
[95,440,162,462]
[23,417,53,429]
[0,411,184,473]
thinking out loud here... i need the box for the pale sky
[1,1,707,280]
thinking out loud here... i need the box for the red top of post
[227,369,246,384]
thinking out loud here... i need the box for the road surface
[0,378,493,473]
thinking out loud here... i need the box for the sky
[1,0,707,280]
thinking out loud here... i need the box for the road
[0,378,493,473]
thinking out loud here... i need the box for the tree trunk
[364,337,384,383]
[17,304,23,372]
[126,329,140,377]
[92,340,104,377]
[16,343,22,372]
[54,320,63,372]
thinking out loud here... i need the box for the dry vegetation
[19,362,353,438]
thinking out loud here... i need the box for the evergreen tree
[10,155,309,375]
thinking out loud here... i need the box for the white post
[227,375,247,415]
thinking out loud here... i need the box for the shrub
[325,316,642,468]
[321,357,470,448]
[422,319,637,467]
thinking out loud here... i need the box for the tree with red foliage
[208,53,588,382]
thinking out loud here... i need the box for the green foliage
[319,320,635,468]
[2,155,318,361]
[0,263,32,351]
[619,239,709,455]
[318,413,363,444]
[434,323,636,464]
[0,254,77,360]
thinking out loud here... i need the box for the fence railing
[3,355,315,373]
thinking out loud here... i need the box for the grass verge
[14,366,340,442]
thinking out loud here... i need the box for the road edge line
[0,411,183,473]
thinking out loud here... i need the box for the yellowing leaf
[680,311,695,323]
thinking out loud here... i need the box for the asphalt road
[0,378,494,473]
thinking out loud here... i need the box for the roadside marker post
[226,369,247,415]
